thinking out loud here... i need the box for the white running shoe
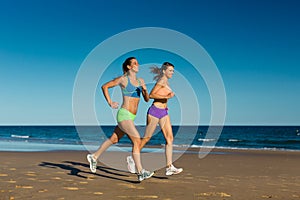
[137,169,154,182]
[166,164,183,176]
[87,154,97,173]
[126,155,136,174]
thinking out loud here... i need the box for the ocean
[0,126,300,152]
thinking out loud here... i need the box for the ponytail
[150,62,174,81]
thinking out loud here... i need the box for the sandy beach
[1,148,300,200]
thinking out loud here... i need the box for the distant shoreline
[0,125,299,126]
[1,142,300,153]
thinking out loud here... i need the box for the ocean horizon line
[0,124,299,127]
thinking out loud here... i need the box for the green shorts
[117,108,136,122]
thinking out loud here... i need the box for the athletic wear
[122,76,142,98]
[117,108,136,122]
[87,154,97,173]
[166,164,183,176]
[147,104,168,119]
[137,169,154,182]
[126,155,136,174]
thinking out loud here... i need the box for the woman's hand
[110,102,119,109]
[167,92,175,99]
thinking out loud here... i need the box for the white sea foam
[197,138,217,142]
[228,139,241,142]
[11,134,30,139]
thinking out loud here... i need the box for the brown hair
[150,62,174,81]
[122,57,136,74]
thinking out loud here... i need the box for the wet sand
[0,149,300,200]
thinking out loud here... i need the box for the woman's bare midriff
[153,99,168,109]
[121,96,140,115]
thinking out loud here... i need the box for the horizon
[1,124,299,127]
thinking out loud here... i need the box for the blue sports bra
[122,76,142,98]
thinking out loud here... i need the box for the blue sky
[0,0,299,125]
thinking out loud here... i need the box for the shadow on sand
[39,160,167,183]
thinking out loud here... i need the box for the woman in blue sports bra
[87,57,154,182]
[126,62,183,176]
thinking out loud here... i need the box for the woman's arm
[139,78,150,102]
[149,83,174,99]
[101,76,122,108]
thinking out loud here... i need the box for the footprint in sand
[51,177,62,180]
[6,180,16,183]
[195,192,231,198]
[0,174,8,177]
[262,195,274,198]
[38,180,50,182]
[63,187,79,191]
[87,175,95,180]
[38,189,48,193]
[25,173,37,177]
[15,185,33,189]
[93,192,103,195]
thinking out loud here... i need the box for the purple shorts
[147,104,168,119]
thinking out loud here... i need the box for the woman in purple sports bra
[126,62,183,176]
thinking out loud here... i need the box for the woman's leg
[159,115,183,175]
[87,126,125,173]
[159,115,174,167]
[118,120,143,173]
[93,126,125,159]
[140,115,159,150]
